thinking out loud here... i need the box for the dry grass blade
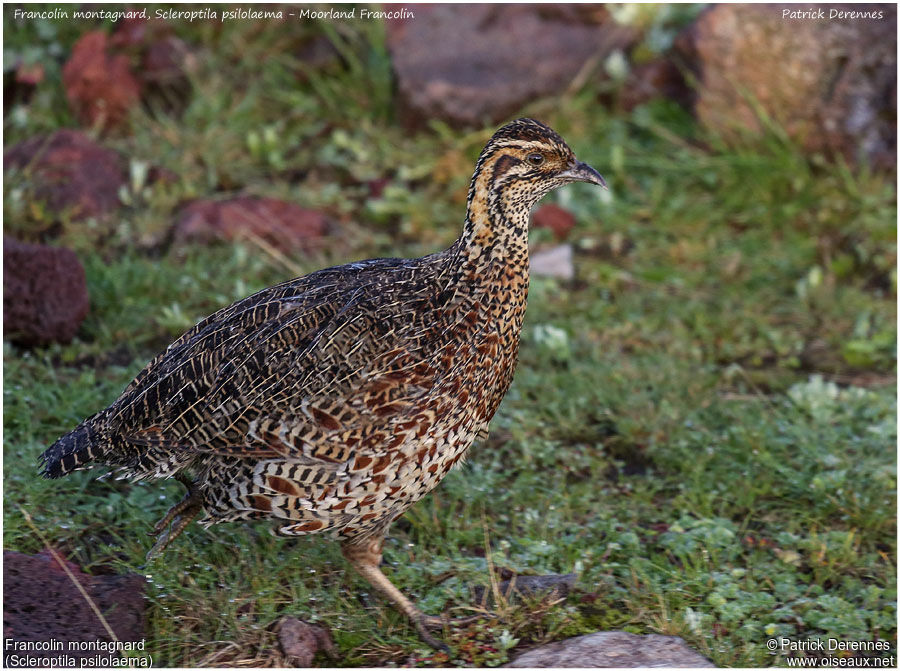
[238,228,308,278]
[18,505,119,643]
[482,508,511,617]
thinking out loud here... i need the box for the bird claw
[414,616,451,653]
[145,519,178,560]
[145,502,202,560]
[147,517,169,537]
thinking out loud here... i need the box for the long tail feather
[40,415,105,479]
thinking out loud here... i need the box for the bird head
[468,118,606,217]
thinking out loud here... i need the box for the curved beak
[561,161,607,189]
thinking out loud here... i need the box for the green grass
[4,12,896,667]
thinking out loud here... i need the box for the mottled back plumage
[40,118,605,649]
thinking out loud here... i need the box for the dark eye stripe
[492,154,523,183]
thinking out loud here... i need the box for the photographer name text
[783,7,885,20]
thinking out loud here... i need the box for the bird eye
[527,153,545,166]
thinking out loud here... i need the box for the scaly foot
[146,476,203,559]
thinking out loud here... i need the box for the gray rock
[505,631,714,668]
[387,5,637,127]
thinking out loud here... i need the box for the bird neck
[451,157,532,285]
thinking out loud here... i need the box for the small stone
[4,237,90,347]
[504,631,714,668]
[278,617,336,667]
[172,197,331,252]
[531,244,574,280]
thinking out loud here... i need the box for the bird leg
[146,474,203,560]
[341,535,455,652]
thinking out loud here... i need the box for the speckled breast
[322,296,524,540]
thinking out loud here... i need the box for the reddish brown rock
[3,550,146,665]
[533,204,577,241]
[679,4,896,168]
[3,237,90,346]
[62,30,141,132]
[173,197,330,251]
[386,4,638,127]
[4,130,127,220]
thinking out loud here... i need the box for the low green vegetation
[4,13,895,667]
